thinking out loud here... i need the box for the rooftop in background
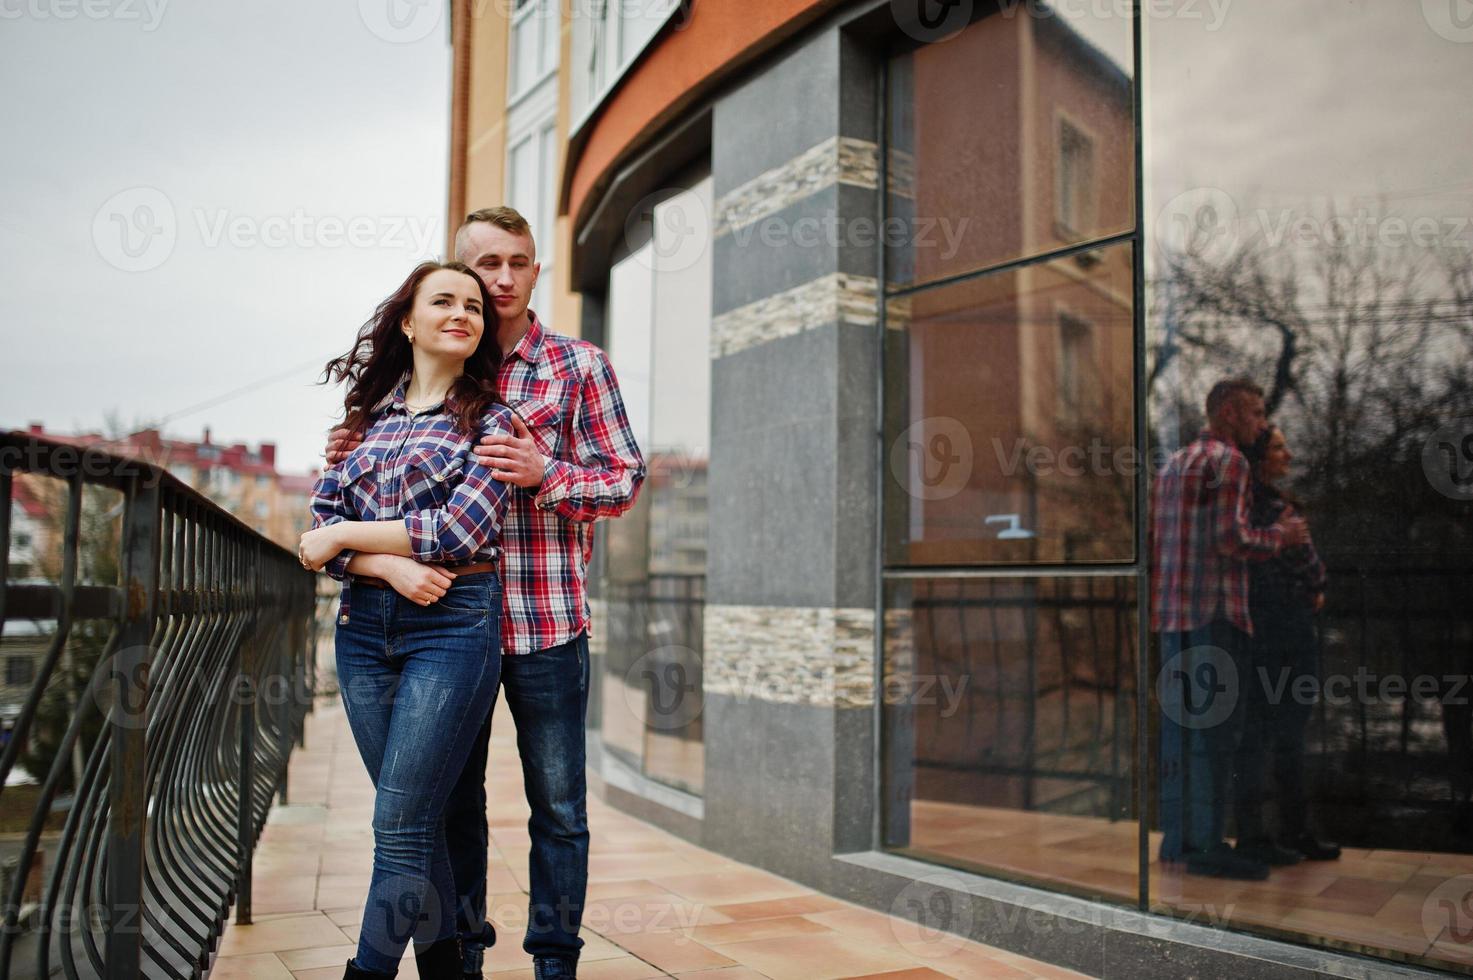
[22,422,284,476]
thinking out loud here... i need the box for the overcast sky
[3,1,1468,478]
[0,0,455,476]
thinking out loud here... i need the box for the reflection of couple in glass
[1151,378,1338,880]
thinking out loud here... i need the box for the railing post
[107,474,158,980]
[279,596,297,806]
[236,538,260,925]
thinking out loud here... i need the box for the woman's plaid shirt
[497,313,645,654]
[309,380,515,623]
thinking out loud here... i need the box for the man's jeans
[448,632,590,974]
[1157,619,1251,860]
[335,573,504,976]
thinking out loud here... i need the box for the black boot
[533,956,578,980]
[415,936,463,980]
[343,960,395,980]
[1283,832,1341,861]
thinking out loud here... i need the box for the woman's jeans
[335,572,503,975]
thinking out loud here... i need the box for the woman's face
[1262,428,1292,481]
[402,269,485,360]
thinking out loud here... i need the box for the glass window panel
[511,4,539,96]
[539,124,557,265]
[886,7,1134,290]
[599,242,655,773]
[883,574,1138,905]
[508,136,536,224]
[618,0,664,65]
[1144,4,1473,969]
[599,174,713,796]
[884,242,1136,567]
[539,0,559,78]
[639,176,713,793]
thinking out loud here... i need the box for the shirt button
[339,614,349,624]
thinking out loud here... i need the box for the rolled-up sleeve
[308,466,357,581]
[533,348,646,521]
[404,408,515,563]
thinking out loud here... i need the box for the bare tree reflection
[1149,212,1473,848]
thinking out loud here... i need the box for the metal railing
[892,575,1137,823]
[0,432,317,979]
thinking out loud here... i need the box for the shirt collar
[370,372,458,415]
[507,309,546,366]
[370,373,412,415]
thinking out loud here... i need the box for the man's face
[1228,393,1269,448]
[459,222,539,329]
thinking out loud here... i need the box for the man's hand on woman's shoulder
[474,409,546,489]
[325,427,362,466]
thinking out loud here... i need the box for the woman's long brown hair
[320,261,501,437]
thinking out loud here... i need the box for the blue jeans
[335,572,504,976]
[448,632,590,974]
[1157,619,1250,860]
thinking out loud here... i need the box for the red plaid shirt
[1149,429,1283,636]
[498,312,645,654]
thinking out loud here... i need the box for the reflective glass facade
[881,3,1473,972]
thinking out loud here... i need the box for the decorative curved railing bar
[0,432,317,979]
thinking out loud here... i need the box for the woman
[1234,425,1340,864]
[300,261,515,979]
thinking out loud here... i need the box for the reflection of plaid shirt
[309,380,515,623]
[498,312,645,654]
[1150,430,1282,635]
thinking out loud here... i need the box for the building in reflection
[446,1,1473,975]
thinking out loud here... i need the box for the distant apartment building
[14,424,318,553]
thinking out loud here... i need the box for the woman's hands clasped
[378,556,457,606]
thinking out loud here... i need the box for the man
[327,206,644,978]
[1150,377,1306,880]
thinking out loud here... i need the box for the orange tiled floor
[211,698,1093,979]
[907,799,1473,975]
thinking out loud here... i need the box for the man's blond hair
[454,205,535,261]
